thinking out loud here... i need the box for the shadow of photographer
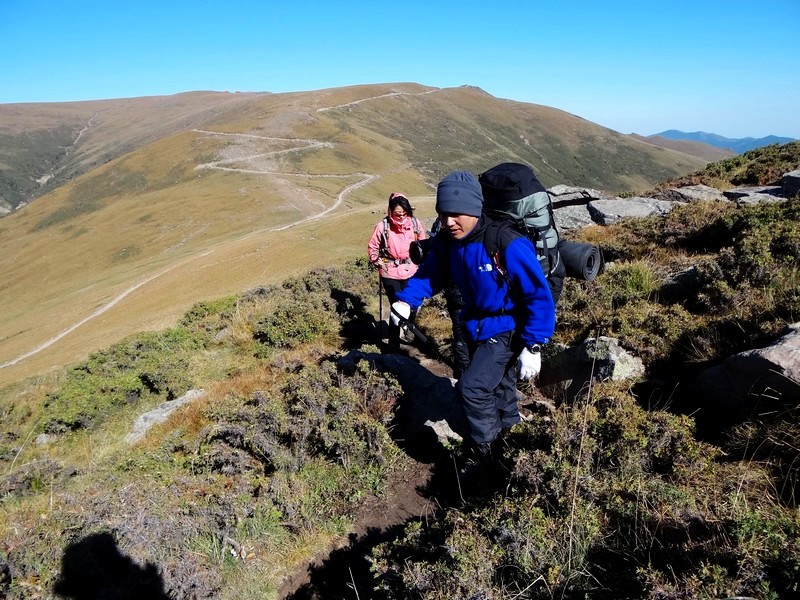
[54,531,169,600]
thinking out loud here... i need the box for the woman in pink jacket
[367,192,427,347]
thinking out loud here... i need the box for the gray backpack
[479,162,565,303]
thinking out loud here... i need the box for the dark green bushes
[196,359,401,526]
[655,141,800,190]
[373,389,800,599]
[42,328,202,432]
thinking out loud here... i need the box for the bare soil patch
[280,341,464,599]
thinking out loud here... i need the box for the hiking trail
[2,88,439,370]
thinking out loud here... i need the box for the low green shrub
[41,328,202,433]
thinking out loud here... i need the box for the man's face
[439,212,479,240]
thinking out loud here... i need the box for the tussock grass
[0,259,414,598]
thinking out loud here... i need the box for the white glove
[517,347,542,381]
[390,301,411,327]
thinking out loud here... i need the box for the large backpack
[478,162,566,305]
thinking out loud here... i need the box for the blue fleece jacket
[397,218,555,346]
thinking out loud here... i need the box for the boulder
[781,169,800,197]
[579,337,646,381]
[654,185,727,203]
[588,197,678,225]
[549,185,607,230]
[542,337,645,402]
[548,184,607,202]
[659,266,700,303]
[126,389,207,444]
[696,324,800,424]
[553,204,595,230]
[723,186,784,204]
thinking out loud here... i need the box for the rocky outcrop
[126,389,206,444]
[723,186,784,204]
[550,168,799,232]
[653,184,727,203]
[588,197,677,225]
[781,169,800,197]
[542,336,645,402]
[696,324,800,424]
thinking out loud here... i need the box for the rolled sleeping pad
[558,240,603,281]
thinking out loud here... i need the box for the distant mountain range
[652,130,797,154]
[630,134,734,163]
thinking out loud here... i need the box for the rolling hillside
[629,133,735,162]
[0,83,708,386]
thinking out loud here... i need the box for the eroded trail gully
[280,344,470,599]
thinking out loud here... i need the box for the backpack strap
[482,216,523,284]
[379,216,418,265]
[379,217,392,259]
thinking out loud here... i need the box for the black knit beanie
[435,171,483,217]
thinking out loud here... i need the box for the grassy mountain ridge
[651,140,800,191]
[0,91,267,212]
[0,83,709,388]
[0,143,799,597]
[654,129,797,154]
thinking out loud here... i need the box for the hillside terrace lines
[274,172,378,231]
[192,127,379,229]
[5,90,426,370]
[192,129,334,171]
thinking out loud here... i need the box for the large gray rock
[781,169,800,197]
[723,186,784,204]
[126,389,207,444]
[654,185,727,203]
[579,337,646,381]
[588,197,678,225]
[696,324,800,423]
[542,337,645,402]
[553,204,595,230]
[549,185,606,230]
[548,184,608,202]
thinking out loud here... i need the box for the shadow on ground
[53,531,170,600]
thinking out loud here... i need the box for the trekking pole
[378,269,384,322]
[389,304,429,344]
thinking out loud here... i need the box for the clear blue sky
[2,0,798,139]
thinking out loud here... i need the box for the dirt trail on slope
[280,342,469,600]
[1,89,439,373]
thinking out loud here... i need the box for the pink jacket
[367,213,427,280]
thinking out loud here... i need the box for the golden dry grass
[0,83,701,389]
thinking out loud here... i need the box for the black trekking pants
[455,330,520,447]
[444,281,469,379]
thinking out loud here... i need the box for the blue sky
[1,0,798,139]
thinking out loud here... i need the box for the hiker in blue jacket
[391,171,555,458]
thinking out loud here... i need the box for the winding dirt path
[1,88,439,370]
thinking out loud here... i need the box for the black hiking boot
[455,443,494,487]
